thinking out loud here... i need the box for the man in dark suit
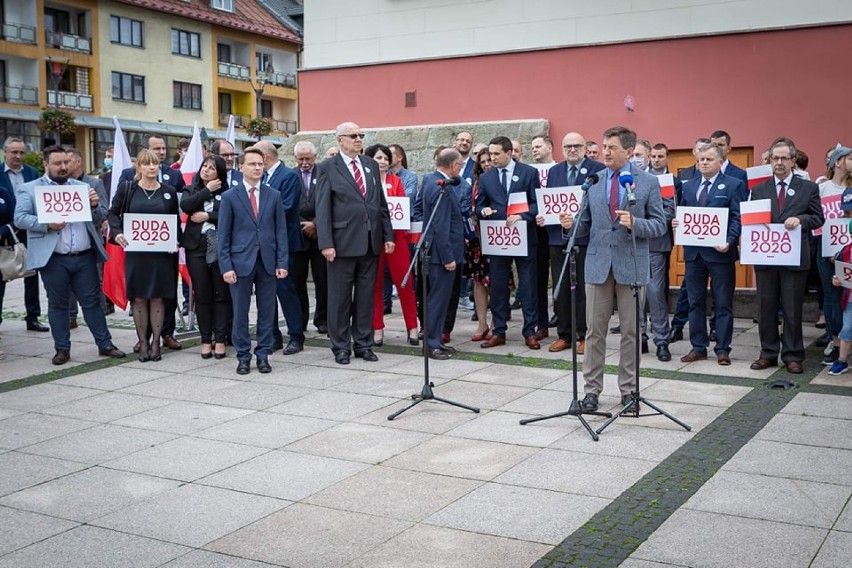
[710,130,749,187]
[255,141,305,355]
[0,137,48,333]
[676,143,746,366]
[676,138,710,182]
[217,147,288,375]
[453,131,475,186]
[315,122,394,365]
[560,126,666,411]
[421,148,466,360]
[750,139,823,373]
[475,136,541,349]
[210,139,243,189]
[290,140,328,334]
[536,132,605,354]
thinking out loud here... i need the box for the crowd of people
[1,127,849,396]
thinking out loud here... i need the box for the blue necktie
[262,172,269,185]
[567,166,578,186]
[501,169,508,193]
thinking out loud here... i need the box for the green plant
[247,116,272,139]
[38,107,76,135]
[23,152,44,175]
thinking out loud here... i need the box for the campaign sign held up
[835,261,852,290]
[740,224,801,266]
[34,185,92,224]
[822,218,852,257]
[124,214,177,253]
[386,196,410,230]
[480,220,527,256]
[675,206,728,247]
[535,186,583,225]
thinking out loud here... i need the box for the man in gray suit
[560,127,666,411]
[315,122,394,365]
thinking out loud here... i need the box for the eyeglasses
[769,156,793,162]
[340,133,365,139]
[218,153,236,158]
[562,144,584,150]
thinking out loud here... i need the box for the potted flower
[38,107,77,135]
[247,116,272,139]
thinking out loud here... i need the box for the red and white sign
[507,192,529,215]
[35,185,93,223]
[123,214,178,253]
[821,218,852,257]
[531,162,555,188]
[386,196,410,230]
[835,261,852,289]
[746,165,772,191]
[657,173,675,199]
[814,193,843,236]
[407,221,423,244]
[740,224,801,266]
[535,186,583,225]
[480,220,527,256]
[674,206,729,247]
[740,199,772,225]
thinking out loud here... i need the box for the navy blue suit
[722,162,748,189]
[218,182,288,362]
[680,173,746,355]
[0,163,42,324]
[474,161,539,338]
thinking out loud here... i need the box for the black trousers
[550,244,587,341]
[290,247,328,330]
[185,249,231,343]
[755,267,808,363]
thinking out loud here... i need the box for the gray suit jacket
[573,165,666,286]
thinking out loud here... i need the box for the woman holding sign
[466,147,494,341]
[365,144,419,346]
[108,149,180,362]
[180,155,231,360]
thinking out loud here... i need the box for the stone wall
[276,118,550,179]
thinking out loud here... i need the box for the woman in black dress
[180,155,231,359]
[108,149,180,362]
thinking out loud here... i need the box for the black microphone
[581,173,599,191]
[437,176,462,187]
[619,171,636,205]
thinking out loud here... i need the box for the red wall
[299,25,852,174]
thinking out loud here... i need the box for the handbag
[0,225,35,281]
[205,227,218,265]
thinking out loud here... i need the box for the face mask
[104,158,113,169]
[629,157,647,170]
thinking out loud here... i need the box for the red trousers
[373,232,418,330]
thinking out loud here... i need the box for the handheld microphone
[581,173,599,191]
[619,171,636,205]
[437,176,462,187]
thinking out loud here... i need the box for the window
[171,28,200,58]
[218,92,232,114]
[217,43,231,63]
[173,81,202,110]
[260,99,272,118]
[210,0,234,13]
[112,71,145,103]
[110,16,143,47]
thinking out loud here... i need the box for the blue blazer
[421,172,464,266]
[218,183,288,277]
[544,158,605,246]
[0,184,15,241]
[474,161,540,251]
[722,162,748,188]
[680,173,747,263]
[118,164,186,192]
[266,162,303,253]
[0,164,39,241]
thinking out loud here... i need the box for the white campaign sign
[835,261,852,289]
[386,196,410,230]
[480,220,527,256]
[34,185,92,223]
[535,186,584,225]
[124,214,178,253]
[740,224,801,266]
[674,206,729,247]
[821,218,852,257]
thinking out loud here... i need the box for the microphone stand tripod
[388,182,480,421]
[596,184,690,434]
[520,186,611,441]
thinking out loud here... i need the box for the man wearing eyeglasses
[315,122,394,365]
[749,138,822,374]
[211,139,242,188]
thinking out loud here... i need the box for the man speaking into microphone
[559,126,665,412]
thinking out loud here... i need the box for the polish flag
[180,121,205,187]
[741,198,772,225]
[746,165,772,191]
[102,117,132,310]
[507,192,529,215]
[657,173,675,199]
[407,221,423,244]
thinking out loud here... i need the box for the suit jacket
[422,172,464,266]
[0,163,39,241]
[544,158,605,246]
[680,173,746,263]
[461,157,475,187]
[573,165,666,286]
[217,183,288,277]
[297,167,319,251]
[118,164,186,193]
[179,181,229,252]
[0,184,14,242]
[750,176,823,271]
[314,153,393,257]
[474,161,540,253]
[14,176,109,270]
[227,169,243,190]
[266,162,303,253]
[677,164,698,182]
[722,162,748,188]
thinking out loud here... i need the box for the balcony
[2,84,39,105]
[271,118,297,134]
[217,62,250,80]
[265,71,296,88]
[47,90,93,111]
[218,113,249,128]
[2,21,37,44]
[45,30,91,54]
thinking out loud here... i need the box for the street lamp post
[250,73,267,121]
[45,56,69,145]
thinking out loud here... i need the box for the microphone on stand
[437,176,462,187]
[619,171,636,205]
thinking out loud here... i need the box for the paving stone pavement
[0,282,851,567]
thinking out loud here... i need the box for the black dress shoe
[355,349,378,362]
[27,320,49,332]
[656,344,672,362]
[814,332,831,348]
[236,360,251,375]
[272,339,284,351]
[580,393,599,412]
[439,344,457,354]
[316,324,329,334]
[283,340,304,355]
[257,358,272,373]
[98,345,126,358]
[334,351,350,365]
[52,349,70,365]
[708,329,717,342]
[428,348,450,360]
[510,299,522,310]
[610,325,621,334]
[549,314,558,328]
[669,326,684,343]
[641,338,649,354]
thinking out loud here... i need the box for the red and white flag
[180,121,205,187]
[224,115,236,148]
[657,173,675,199]
[746,164,772,191]
[741,198,772,225]
[507,192,529,215]
[102,117,132,310]
[407,221,423,244]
